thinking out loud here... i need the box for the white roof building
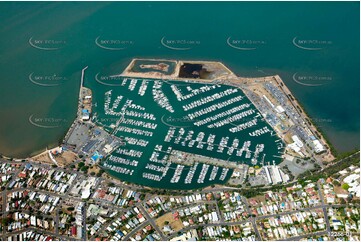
[292,135,304,148]
[313,140,325,153]
[287,143,304,157]
[270,166,283,184]
[275,105,285,113]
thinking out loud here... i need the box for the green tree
[81,166,89,172]
[341,183,350,190]
[1,218,9,226]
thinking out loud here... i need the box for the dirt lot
[155,212,184,233]
[31,149,78,167]
[334,185,348,196]
[57,151,78,166]
[31,151,54,165]
[251,194,267,204]
[88,165,101,175]
[61,205,74,215]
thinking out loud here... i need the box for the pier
[63,66,89,143]
[77,66,92,121]
[168,150,244,169]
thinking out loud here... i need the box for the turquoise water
[0,2,359,158]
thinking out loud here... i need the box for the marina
[87,59,286,189]
[0,2,358,161]
[61,58,335,190]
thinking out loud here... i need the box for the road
[242,196,262,240]
[122,221,150,241]
[167,219,253,240]
[255,203,347,221]
[55,208,60,235]
[278,231,328,241]
[1,164,23,238]
[138,204,167,240]
[0,151,359,241]
[215,202,224,223]
[321,151,360,171]
[2,227,80,241]
[82,203,87,240]
[317,181,333,240]
[164,197,348,241]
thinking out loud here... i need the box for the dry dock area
[238,75,334,163]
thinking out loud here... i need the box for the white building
[313,140,325,153]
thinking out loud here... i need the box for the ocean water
[0,1,359,158]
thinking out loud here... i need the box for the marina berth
[182,88,238,111]
[229,118,258,133]
[184,163,199,184]
[209,166,219,181]
[138,79,149,96]
[207,109,256,128]
[152,81,174,113]
[171,84,218,101]
[187,95,244,120]
[197,164,210,184]
[170,165,184,183]
[193,104,251,127]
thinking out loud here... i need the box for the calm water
[93,78,283,189]
[0,2,359,158]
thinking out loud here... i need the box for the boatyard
[240,75,334,163]
[61,58,333,190]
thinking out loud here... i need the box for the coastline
[272,75,335,161]
[2,59,335,165]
